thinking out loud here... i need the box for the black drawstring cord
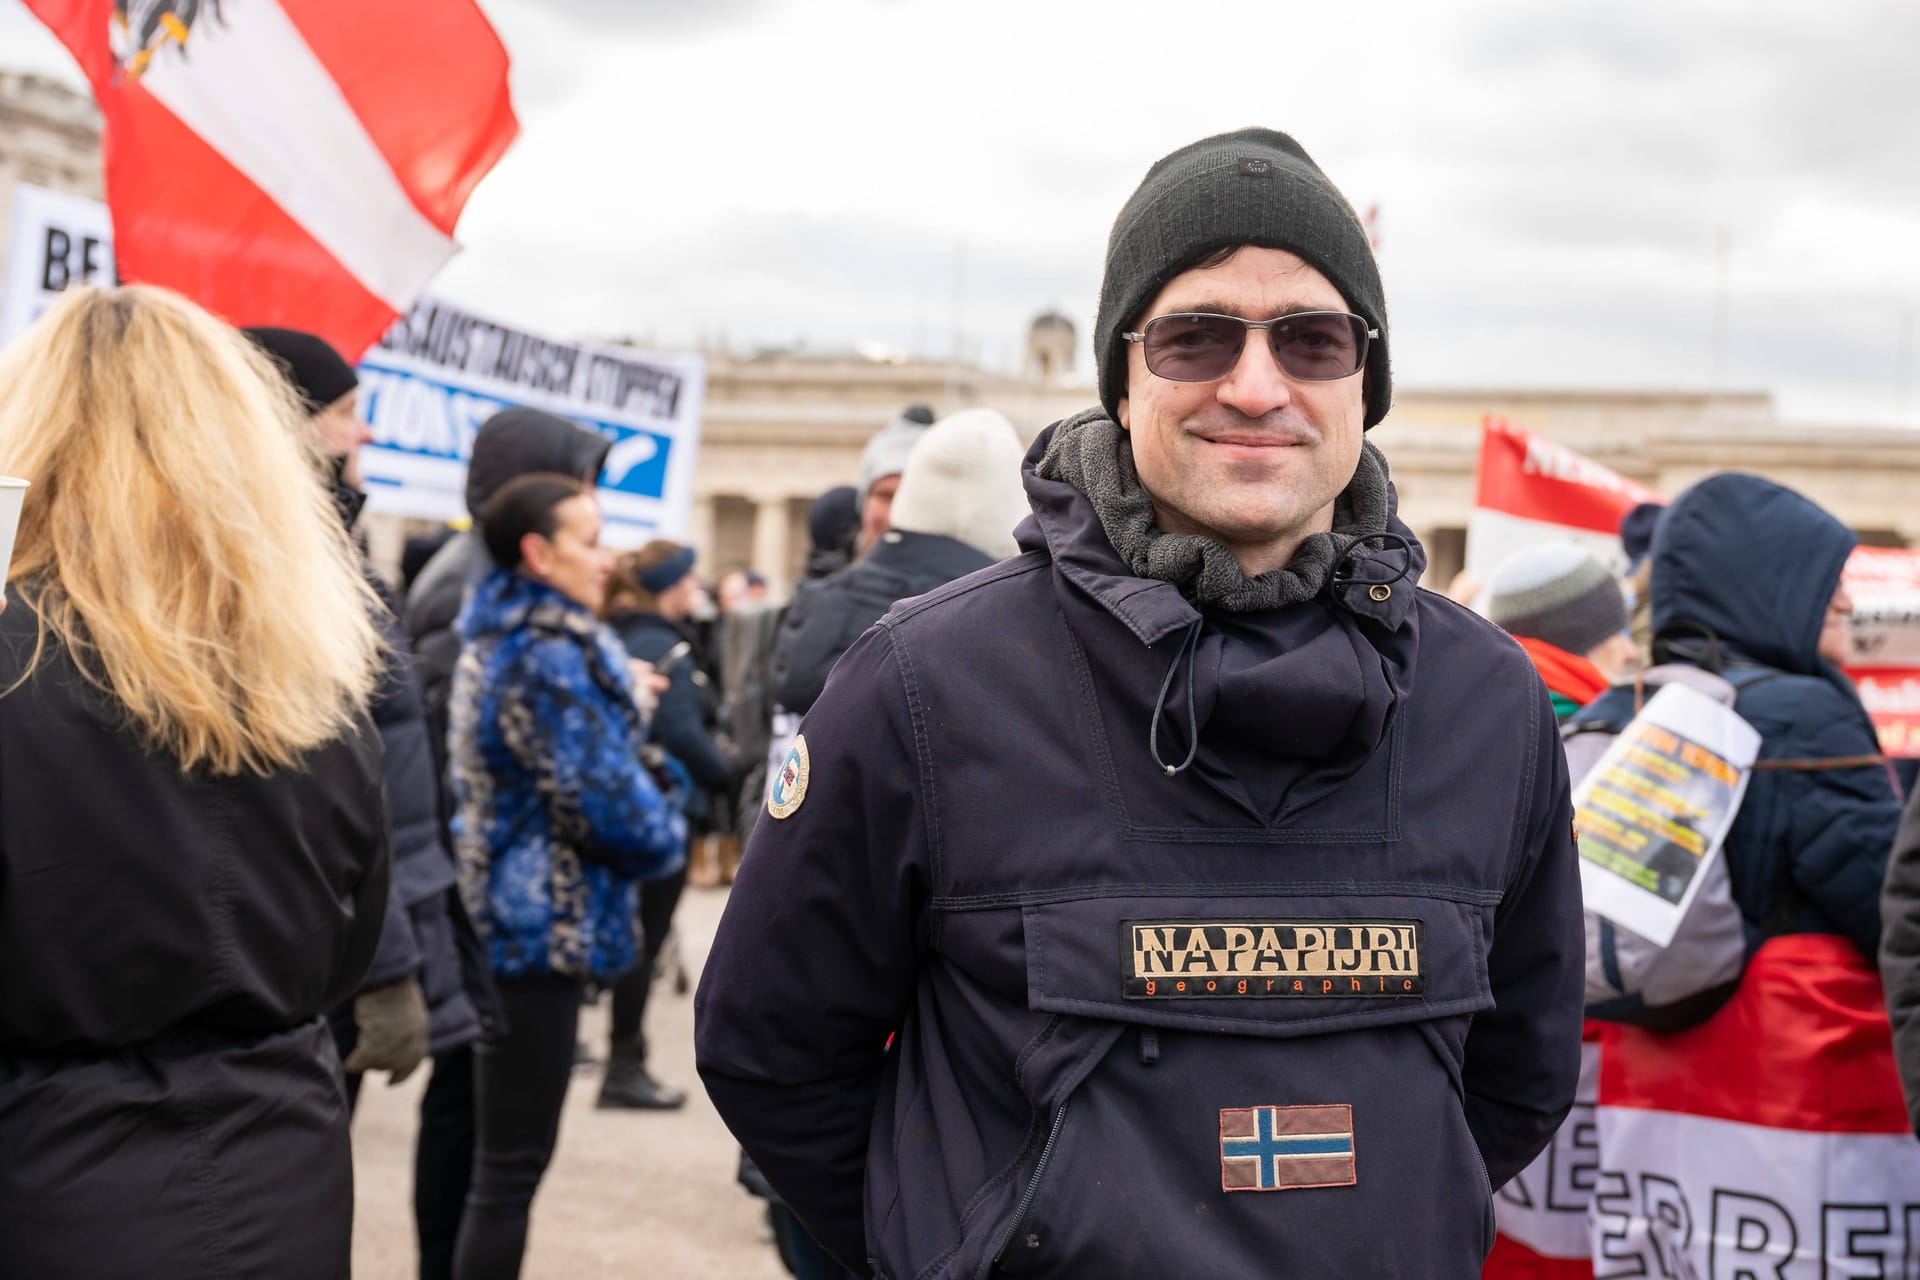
[1149,618,1204,777]
[1327,532,1415,602]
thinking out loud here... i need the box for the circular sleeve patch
[767,735,810,820]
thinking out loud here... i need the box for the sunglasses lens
[1143,313,1369,382]
[1143,314,1244,381]
[1271,313,1365,381]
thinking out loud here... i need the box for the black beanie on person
[243,326,359,414]
[1092,127,1391,429]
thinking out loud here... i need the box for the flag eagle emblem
[112,0,225,79]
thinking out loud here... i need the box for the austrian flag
[1219,1104,1356,1192]
[25,0,518,360]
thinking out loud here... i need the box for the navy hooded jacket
[1573,473,1901,962]
[696,426,1584,1279]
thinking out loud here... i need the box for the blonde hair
[0,285,384,774]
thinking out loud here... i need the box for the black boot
[596,1041,686,1111]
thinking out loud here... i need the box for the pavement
[349,884,789,1279]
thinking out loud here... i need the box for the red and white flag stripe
[1591,935,1920,1277]
[27,0,516,360]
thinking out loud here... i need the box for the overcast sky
[7,0,1920,425]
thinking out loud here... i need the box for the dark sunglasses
[1122,311,1377,384]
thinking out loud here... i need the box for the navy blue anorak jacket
[697,427,1585,1279]
[1574,473,1901,962]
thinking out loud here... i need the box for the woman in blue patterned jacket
[448,471,685,1280]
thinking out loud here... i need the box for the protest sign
[1572,683,1760,948]
[0,184,115,347]
[3,196,705,544]
[357,297,705,545]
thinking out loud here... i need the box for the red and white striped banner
[25,0,517,361]
[1465,415,1662,579]
[1590,935,1920,1277]
[1486,1038,1601,1280]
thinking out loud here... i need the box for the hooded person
[803,485,861,581]
[854,404,934,552]
[1483,542,1637,720]
[246,326,497,1280]
[768,407,1028,717]
[1619,501,1664,667]
[405,407,613,794]
[698,128,1583,1279]
[1571,473,1912,1270]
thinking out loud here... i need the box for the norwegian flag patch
[1219,1105,1356,1192]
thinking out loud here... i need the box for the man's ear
[519,531,553,577]
[1117,395,1130,430]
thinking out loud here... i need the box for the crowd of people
[3,123,1920,1280]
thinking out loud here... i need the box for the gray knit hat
[1485,543,1629,657]
[1093,127,1390,428]
[858,405,935,499]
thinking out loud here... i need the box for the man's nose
[1214,331,1293,417]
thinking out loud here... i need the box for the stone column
[751,495,792,600]
[689,495,717,567]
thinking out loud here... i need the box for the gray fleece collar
[1034,407,1391,612]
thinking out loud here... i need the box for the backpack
[1563,664,1777,1030]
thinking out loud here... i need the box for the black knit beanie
[1093,128,1390,429]
[243,326,359,415]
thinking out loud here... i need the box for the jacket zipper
[990,1098,1073,1270]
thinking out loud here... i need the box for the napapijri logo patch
[1238,156,1274,177]
[1121,920,1423,998]
[1220,1105,1356,1192]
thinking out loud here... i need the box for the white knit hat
[888,408,1030,561]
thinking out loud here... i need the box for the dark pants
[417,1046,476,1280]
[333,1022,476,1280]
[771,1203,863,1280]
[608,866,687,1053]
[453,977,580,1280]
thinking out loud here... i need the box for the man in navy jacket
[696,128,1584,1279]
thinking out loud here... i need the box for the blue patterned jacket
[450,570,686,982]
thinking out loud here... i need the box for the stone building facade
[0,72,103,279]
[692,318,1920,597]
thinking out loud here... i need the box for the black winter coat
[697,428,1584,1278]
[769,529,992,716]
[609,609,732,823]
[1883,787,1920,1135]
[358,578,491,1052]
[0,592,391,1278]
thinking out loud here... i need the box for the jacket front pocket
[978,891,1499,1279]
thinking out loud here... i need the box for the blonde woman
[0,287,391,1278]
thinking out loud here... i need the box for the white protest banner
[3,196,703,545]
[1573,683,1760,948]
[1465,416,1663,578]
[1490,1041,1601,1277]
[357,298,706,545]
[0,184,116,347]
